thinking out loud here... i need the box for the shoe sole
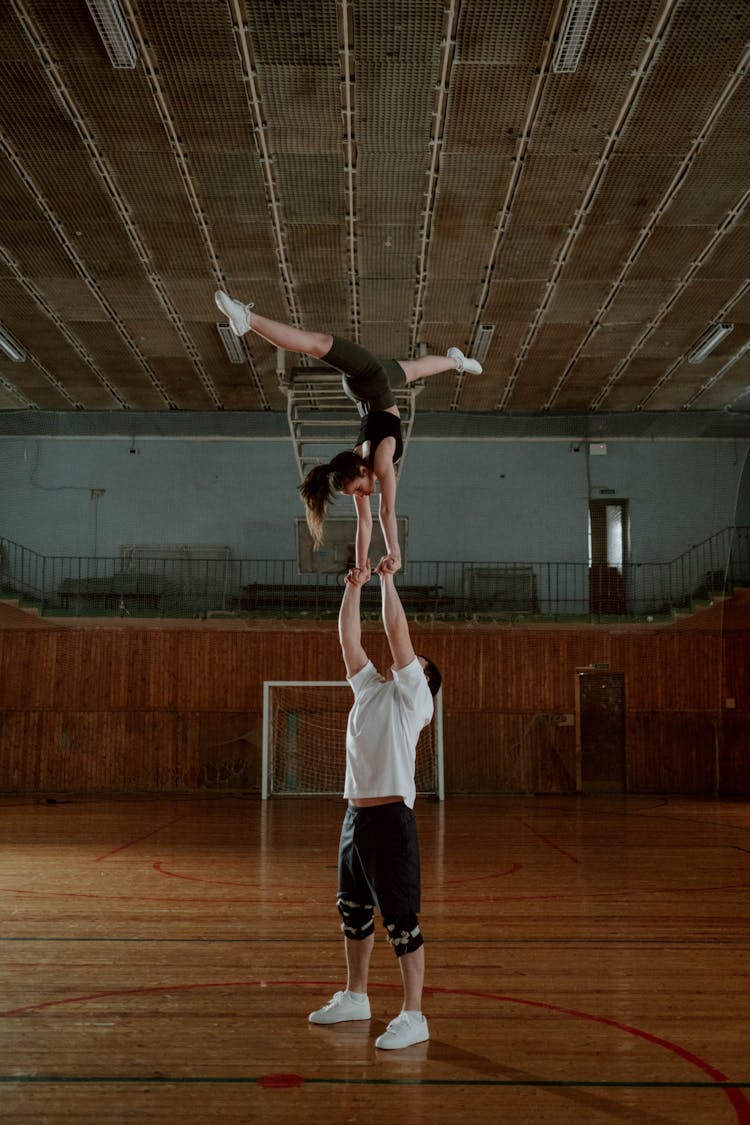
[375,1032,429,1049]
[309,1013,371,1024]
[214,291,247,335]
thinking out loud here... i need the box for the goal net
[262,681,444,799]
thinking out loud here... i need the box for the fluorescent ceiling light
[218,323,245,364]
[471,324,495,364]
[85,0,137,68]
[553,0,600,73]
[688,341,750,406]
[687,323,734,364]
[0,326,25,363]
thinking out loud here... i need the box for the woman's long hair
[299,451,367,548]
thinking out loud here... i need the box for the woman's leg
[215,290,332,357]
[398,354,461,384]
[397,347,482,382]
[250,312,333,359]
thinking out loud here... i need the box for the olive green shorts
[324,337,406,413]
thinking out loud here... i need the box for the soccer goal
[261,680,444,799]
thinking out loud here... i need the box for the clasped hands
[345,554,400,587]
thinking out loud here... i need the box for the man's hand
[345,560,371,587]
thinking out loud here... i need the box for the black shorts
[323,337,406,413]
[337,802,421,918]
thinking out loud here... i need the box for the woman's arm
[373,444,401,574]
[352,490,373,571]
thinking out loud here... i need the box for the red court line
[522,822,581,864]
[150,860,523,890]
[429,984,750,1124]
[0,979,745,1122]
[0,887,319,905]
[152,861,258,888]
[94,814,188,862]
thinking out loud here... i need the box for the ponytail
[299,464,333,549]
[299,450,369,549]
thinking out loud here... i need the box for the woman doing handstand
[215,289,482,574]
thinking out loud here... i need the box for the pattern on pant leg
[383,912,423,957]
[337,897,375,940]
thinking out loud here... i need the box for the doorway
[577,671,626,793]
[589,499,628,614]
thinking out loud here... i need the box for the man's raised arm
[338,560,371,678]
[375,558,416,671]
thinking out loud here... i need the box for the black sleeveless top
[356,410,403,466]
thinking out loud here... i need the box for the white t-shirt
[344,656,434,809]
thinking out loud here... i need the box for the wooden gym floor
[0,794,748,1124]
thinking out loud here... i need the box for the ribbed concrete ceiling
[0,0,748,420]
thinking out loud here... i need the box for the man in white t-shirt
[308,557,442,1050]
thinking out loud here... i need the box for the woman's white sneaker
[375,1010,429,1049]
[447,346,482,375]
[214,290,253,336]
[308,990,371,1024]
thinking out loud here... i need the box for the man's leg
[345,931,374,994]
[309,809,374,1026]
[374,919,428,1049]
[398,943,424,1013]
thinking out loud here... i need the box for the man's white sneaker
[308,990,371,1025]
[375,1010,429,1049]
[447,346,482,375]
[214,290,253,337]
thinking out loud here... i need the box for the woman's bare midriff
[349,795,403,808]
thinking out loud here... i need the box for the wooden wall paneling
[54,635,84,710]
[666,633,723,711]
[412,628,487,711]
[626,711,718,793]
[37,710,71,791]
[143,632,178,710]
[0,710,189,793]
[0,710,42,790]
[443,712,532,793]
[614,632,722,711]
[720,712,750,795]
[611,635,661,710]
[535,719,578,793]
[0,633,50,709]
[724,635,750,710]
[443,708,576,795]
[191,711,260,789]
[2,623,749,797]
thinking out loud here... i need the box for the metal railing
[0,528,748,620]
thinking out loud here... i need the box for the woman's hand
[378,553,401,576]
[345,560,371,587]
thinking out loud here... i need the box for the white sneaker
[447,346,482,375]
[214,290,253,336]
[309,990,371,1025]
[375,1010,429,1049]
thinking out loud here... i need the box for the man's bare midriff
[349,795,403,808]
